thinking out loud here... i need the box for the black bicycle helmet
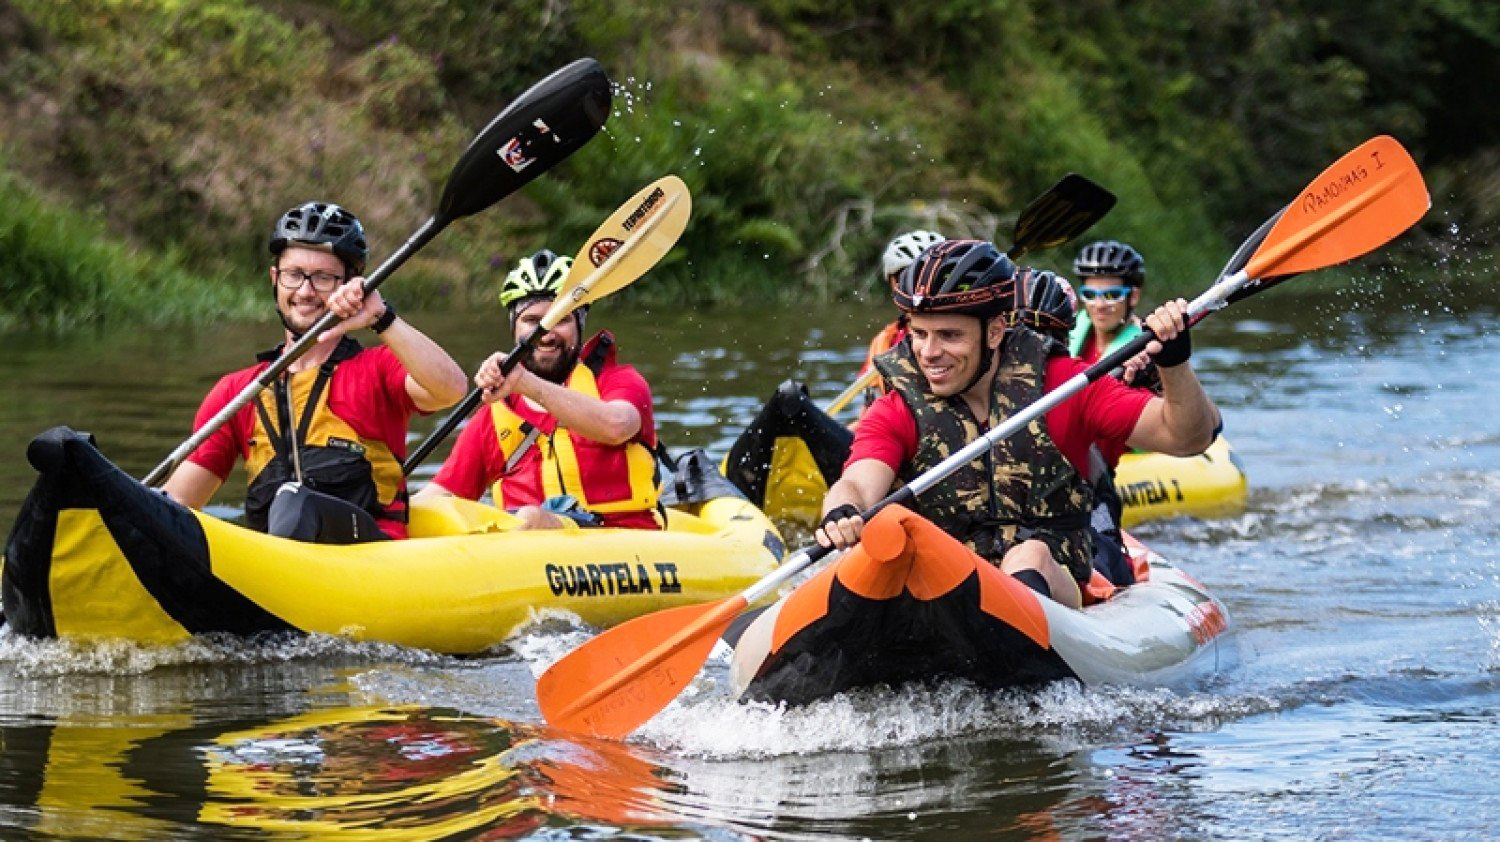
[269,202,369,275]
[892,239,1017,318]
[1011,268,1077,335]
[1073,240,1145,287]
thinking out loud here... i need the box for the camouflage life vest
[873,326,1095,580]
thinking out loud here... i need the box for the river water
[1,275,1498,839]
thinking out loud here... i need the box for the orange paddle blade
[1246,135,1429,280]
[538,596,749,738]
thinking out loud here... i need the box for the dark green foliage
[0,0,1488,327]
[0,168,256,330]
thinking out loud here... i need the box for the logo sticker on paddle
[589,238,623,267]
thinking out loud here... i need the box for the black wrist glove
[819,503,861,534]
[1152,325,1192,368]
[371,302,398,335]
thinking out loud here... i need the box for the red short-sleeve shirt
[186,344,418,538]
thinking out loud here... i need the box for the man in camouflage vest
[816,239,1220,609]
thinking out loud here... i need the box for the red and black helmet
[891,239,1017,318]
[1012,268,1077,334]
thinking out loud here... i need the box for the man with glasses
[162,201,467,540]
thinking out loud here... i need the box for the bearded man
[415,250,661,530]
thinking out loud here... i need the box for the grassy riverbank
[0,1,1491,327]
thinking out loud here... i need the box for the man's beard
[277,301,323,340]
[528,342,581,383]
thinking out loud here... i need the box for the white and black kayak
[728,504,1233,706]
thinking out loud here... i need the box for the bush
[0,167,255,330]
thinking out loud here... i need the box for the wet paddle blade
[1213,207,1300,308]
[538,596,746,738]
[438,58,611,221]
[1245,135,1429,280]
[1008,173,1117,259]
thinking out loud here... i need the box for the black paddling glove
[819,503,861,534]
[1153,325,1192,368]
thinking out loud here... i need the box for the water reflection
[2,706,690,839]
[4,282,1500,837]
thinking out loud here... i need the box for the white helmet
[881,229,946,276]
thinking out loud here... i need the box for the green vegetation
[0,0,1491,328]
[0,166,257,330]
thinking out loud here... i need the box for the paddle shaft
[144,216,446,487]
[400,323,555,475]
[823,368,879,416]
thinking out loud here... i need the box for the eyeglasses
[1078,286,1133,303]
[274,267,345,292]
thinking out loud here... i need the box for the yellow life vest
[244,339,405,531]
[487,341,658,517]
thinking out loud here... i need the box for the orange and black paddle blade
[1245,135,1429,280]
[538,596,749,738]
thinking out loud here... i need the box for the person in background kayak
[163,202,468,540]
[860,229,947,396]
[723,229,945,505]
[816,239,1221,609]
[1068,239,1162,393]
[414,250,661,530]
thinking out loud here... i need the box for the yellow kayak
[749,432,1245,528]
[1114,436,1247,527]
[2,427,784,654]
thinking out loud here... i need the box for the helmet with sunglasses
[1011,268,1076,335]
[1073,240,1145,287]
[499,249,575,310]
[881,229,946,276]
[892,239,1017,318]
[269,202,368,275]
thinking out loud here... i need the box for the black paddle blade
[1221,205,1300,307]
[438,58,612,221]
[1009,174,1117,259]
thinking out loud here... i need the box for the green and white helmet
[499,249,573,309]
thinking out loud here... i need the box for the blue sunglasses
[1078,285,1133,302]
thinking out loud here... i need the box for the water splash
[0,627,448,677]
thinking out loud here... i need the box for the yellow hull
[756,435,1247,528]
[1114,437,1247,527]
[4,428,784,654]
